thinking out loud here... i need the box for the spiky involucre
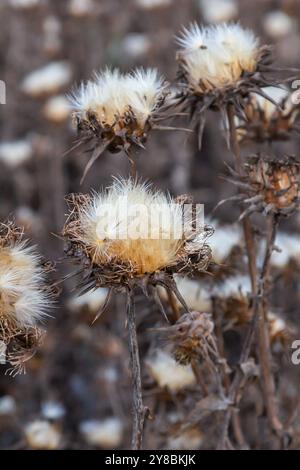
[177,22,260,92]
[69,67,167,130]
[0,230,50,331]
[65,179,208,276]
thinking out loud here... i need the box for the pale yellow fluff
[0,242,49,327]
[78,179,204,274]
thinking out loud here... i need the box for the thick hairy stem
[127,292,146,449]
[256,214,282,434]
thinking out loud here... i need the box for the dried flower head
[237,86,299,143]
[0,222,53,375]
[158,311,217,366]
[69,68,170,180]
[63,179,212,320]
[230,155,300,218]
[213,275,252,328]
[175,22,289,145]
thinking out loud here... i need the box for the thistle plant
[63,178,212,448]
[54,18,300,450]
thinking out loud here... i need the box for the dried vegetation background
[0,0,300,450]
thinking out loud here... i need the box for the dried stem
[217,104,260,449]
[227,103,257,291]
[127,291,147,449]
[256,213,283,434]
[220,104,283,447]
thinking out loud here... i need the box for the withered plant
[62,178,212,448]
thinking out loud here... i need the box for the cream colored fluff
[177,23,260,91]
[0,242,49,328]
[77,179,204,274]
[70,68,166,129]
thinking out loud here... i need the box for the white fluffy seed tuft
[77,179,204,274]
[69,67,167,129]
[177,22,260,91]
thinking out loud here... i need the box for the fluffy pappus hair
[0,222,53,375]
[69,68,170,181]
[177,23,260,92]
[63,179,212,321]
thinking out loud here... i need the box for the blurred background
[0,0,300,450]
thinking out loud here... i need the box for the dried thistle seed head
[146,349,196,392]
[63,178,211,280]
[267,312,294,348]
[0,222,53,374]
[245,155,300,215]
[177,23,260,92]
[237,86,299,143]
[158,311,216,365]
[69,68,169,178]
[175,23,286,145]
[213,275,252,327]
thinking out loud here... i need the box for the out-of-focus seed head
[25,420,61,450]
[157,311,216,365]
[237,86,299,143]
[146,349,196,392]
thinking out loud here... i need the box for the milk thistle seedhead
[63,178,212,321]
[69,68,170,181]
[175,22,291,145]
[0,222,53,375]
[156,311,217,366]
[237,86,300,143]
[229,155,300,218]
